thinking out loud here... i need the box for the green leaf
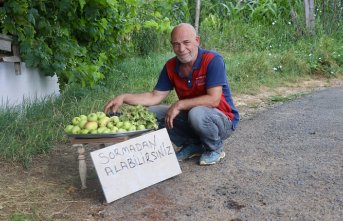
[144,20,158,29]
[79,0,86,11]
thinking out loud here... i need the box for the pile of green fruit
[64,105,158,135]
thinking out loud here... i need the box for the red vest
[165,55,235,120]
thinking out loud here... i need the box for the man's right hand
[104,95,125,113]
[104,90,169,114]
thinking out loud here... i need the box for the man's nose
[179,43,185,52]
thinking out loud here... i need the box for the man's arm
[165,86,222,128]
[104,90,170,113]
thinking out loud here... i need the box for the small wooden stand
[70,136,131,189]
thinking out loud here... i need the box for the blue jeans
[148,105,233,151]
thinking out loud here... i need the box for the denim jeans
[148,105,233,151]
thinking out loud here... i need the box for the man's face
[170,26,200,64]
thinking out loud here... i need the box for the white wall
[0,62,60,107]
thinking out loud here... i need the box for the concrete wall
[0,62,60,107]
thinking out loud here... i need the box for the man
[104,23,239,165]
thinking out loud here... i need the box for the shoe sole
[177,153,202,162]
[199,152,226,165]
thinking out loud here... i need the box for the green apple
[72,117,81,126]
[128,125,137,131]
[71,126,81,134]
[97,111,107,120]
[103,128,111,133]
[78,119,88,129]
[123,121,132,130]
[111,126,119,133]
[137,124,146,130]
[89,129,97,134]
[87,113,98,122]
[97,127,107,134]
[84,121,98,131]
[80,129,90,134]
[118,128,127,132]
[99,116,110,127]
[116,121,124,128]
[79,114,88,121]
[64,124,74,134]
[107,122,115,129]
[110,116,120,124]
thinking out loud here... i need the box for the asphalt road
[100,86,343,221]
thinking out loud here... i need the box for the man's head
[170,23,200,64]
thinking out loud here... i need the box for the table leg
[75,144,87,189]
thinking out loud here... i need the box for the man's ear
[195,36,200,46]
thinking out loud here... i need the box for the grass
[268,92,307,103]
[0,20,342,167]
[10,212,38,221]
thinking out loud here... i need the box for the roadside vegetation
[0,0,342,167]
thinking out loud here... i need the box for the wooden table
[70,136,133,189]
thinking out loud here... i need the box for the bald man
[104,23,240,165]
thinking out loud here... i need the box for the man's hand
[104,95,124,113]
[165,101,182,129]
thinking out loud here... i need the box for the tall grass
[1,16,342,167]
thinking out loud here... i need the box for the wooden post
[70,136,133,189]
[76,144,87,189]
[194,0,201,33]
[12,44,21,75]
[304,0,315,34]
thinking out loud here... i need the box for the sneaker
[199,150,225,165]
[176,144,204,161]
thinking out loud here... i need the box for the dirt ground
[0,75,342,221]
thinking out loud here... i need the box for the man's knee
[189,106,209,126]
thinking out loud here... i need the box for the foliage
[0,0,187,88]
[194,0,303,23]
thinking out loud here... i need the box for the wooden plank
[70,136,130,145]
[0,39,12,52]
[0,34,13,41]
[0,34,12,52]
[1,56,21,62]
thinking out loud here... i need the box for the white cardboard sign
[90,128,182,203]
